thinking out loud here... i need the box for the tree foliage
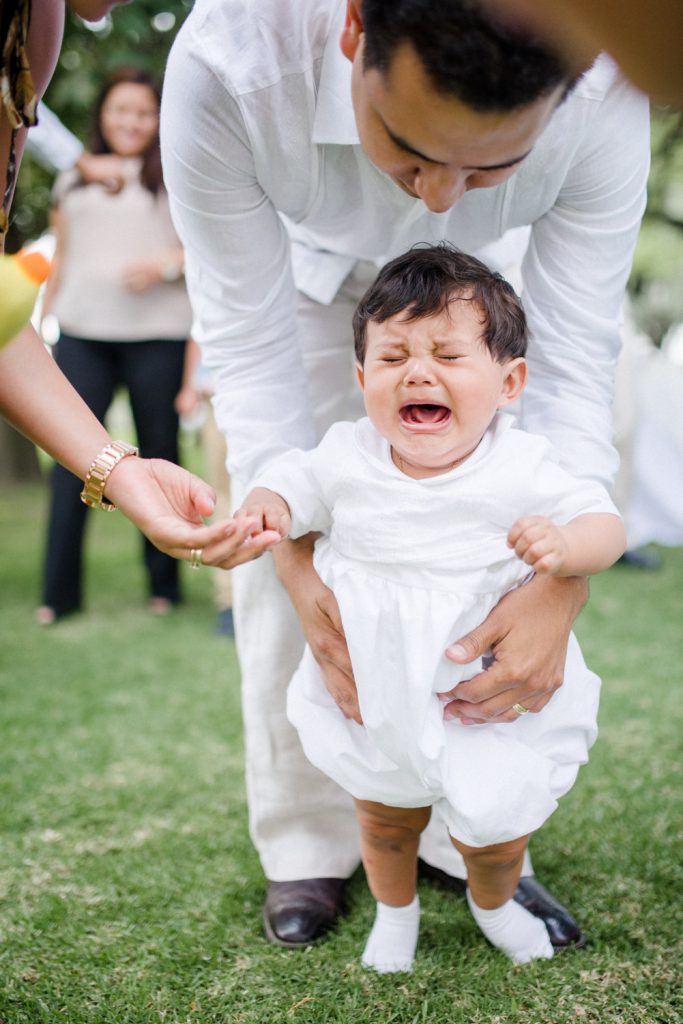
[630,107,683,342]
[9,0,190,248]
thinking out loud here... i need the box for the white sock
[361,895,420,973]
[467,890,554,964]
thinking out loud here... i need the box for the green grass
[1,478,682,1024]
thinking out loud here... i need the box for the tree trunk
[0,419,43,484]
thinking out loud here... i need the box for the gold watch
[80,440,139,510]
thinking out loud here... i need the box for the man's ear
[340,0,363,62]
[355,361,365,391]
[497,357,527,408]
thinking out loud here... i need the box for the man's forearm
[527,572,589,622]
[272,533,319,595]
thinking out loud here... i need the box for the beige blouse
[52,159,192,341]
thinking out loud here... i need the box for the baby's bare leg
[354,799,431,972]
[450,834,528,909]
[355,799,431,905]
[451,834,553,964]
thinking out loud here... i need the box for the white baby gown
[256,414,618,847]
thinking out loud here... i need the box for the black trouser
[42,334,186,615]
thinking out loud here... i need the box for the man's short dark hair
[353,243,528,364]
[362,0,575,111]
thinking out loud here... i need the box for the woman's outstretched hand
[105,456,280,569]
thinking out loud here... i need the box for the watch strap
[80,440,139,511]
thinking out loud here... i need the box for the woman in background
[38,68,193,622]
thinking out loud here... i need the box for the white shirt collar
[312,2,359,145]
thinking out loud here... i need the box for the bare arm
[0,322,111,475]
[174,337,203,417]
[272,536,361,724]
[179,336,202,394]
[0,321,271,569]
[508,513,626,576]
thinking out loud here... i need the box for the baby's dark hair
[353,243,528,364]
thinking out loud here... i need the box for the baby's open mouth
[399,403,451,427]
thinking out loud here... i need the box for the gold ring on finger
[189,548,203,570]
[512,702,529,715]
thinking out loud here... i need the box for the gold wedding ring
[512,702,530,715]
[189,548,203,570]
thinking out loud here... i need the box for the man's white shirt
[28,104,84,172]
[161,0,650,489]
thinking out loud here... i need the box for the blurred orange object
[0,248,51,348]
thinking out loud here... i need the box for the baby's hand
[236,487,292,541]
[507,515,568,575]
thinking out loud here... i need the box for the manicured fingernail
[447,644,466,659]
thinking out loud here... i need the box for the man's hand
[438,575,588,724]
[273,534,361,724]
[508,515,569,575]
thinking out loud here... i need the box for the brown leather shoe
[417,859,586,949]
[263,878,346,948]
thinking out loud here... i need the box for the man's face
[345,36,564,214]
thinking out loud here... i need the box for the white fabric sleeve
[254,444,336,538]
[521,77,650,491]
[27,105,83,172]
[520,436,622,525]
[160,36,315,490]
